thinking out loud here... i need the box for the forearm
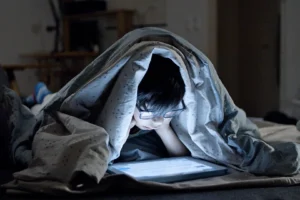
[156,126,189,157]
[127,117,136,136]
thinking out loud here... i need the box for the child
[118,54,189,162]
[25,55,189,161]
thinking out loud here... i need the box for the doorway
[217,0,281,117]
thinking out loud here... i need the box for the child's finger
[130,117,136,128]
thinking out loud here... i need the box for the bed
[1,187,300,200]
[1,119,300,200]
[2,28,300,199]
[1,175,300,200]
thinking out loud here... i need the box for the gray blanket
[3,123,300,195]
[1,28,300,186]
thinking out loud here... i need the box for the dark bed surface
[1,185,300,200]
[1,169,300,200]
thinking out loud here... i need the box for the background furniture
[3,6,135,95]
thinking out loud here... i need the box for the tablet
[108,157,228,183]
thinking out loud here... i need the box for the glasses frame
[136,101,186,120]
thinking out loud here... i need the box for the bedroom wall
[0,0,217,95]
[0,0,54,95]
[280,0,300,115]
[166,0,217,65]
[106,0,218,64]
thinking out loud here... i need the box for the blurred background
[0,0,299,121]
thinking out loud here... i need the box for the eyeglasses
[136,101,185,120]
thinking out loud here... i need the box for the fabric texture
[3,123,300,196]
[30,93,56,116]
[0,86,38,170]
[1,28,300,187]
[0,66,9,87]
[118,130,169,162]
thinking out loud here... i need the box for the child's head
[134,54,185,130]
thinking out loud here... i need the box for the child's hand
[155,118,172,131]
[127,117,136,136]
[129,117,136,129]
[155,118,189,157]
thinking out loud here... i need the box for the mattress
[2,121,300,199]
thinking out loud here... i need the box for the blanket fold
[2,28,300,187]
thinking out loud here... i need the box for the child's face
[133,107,172,130]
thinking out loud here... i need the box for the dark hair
[137,54,185,115]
